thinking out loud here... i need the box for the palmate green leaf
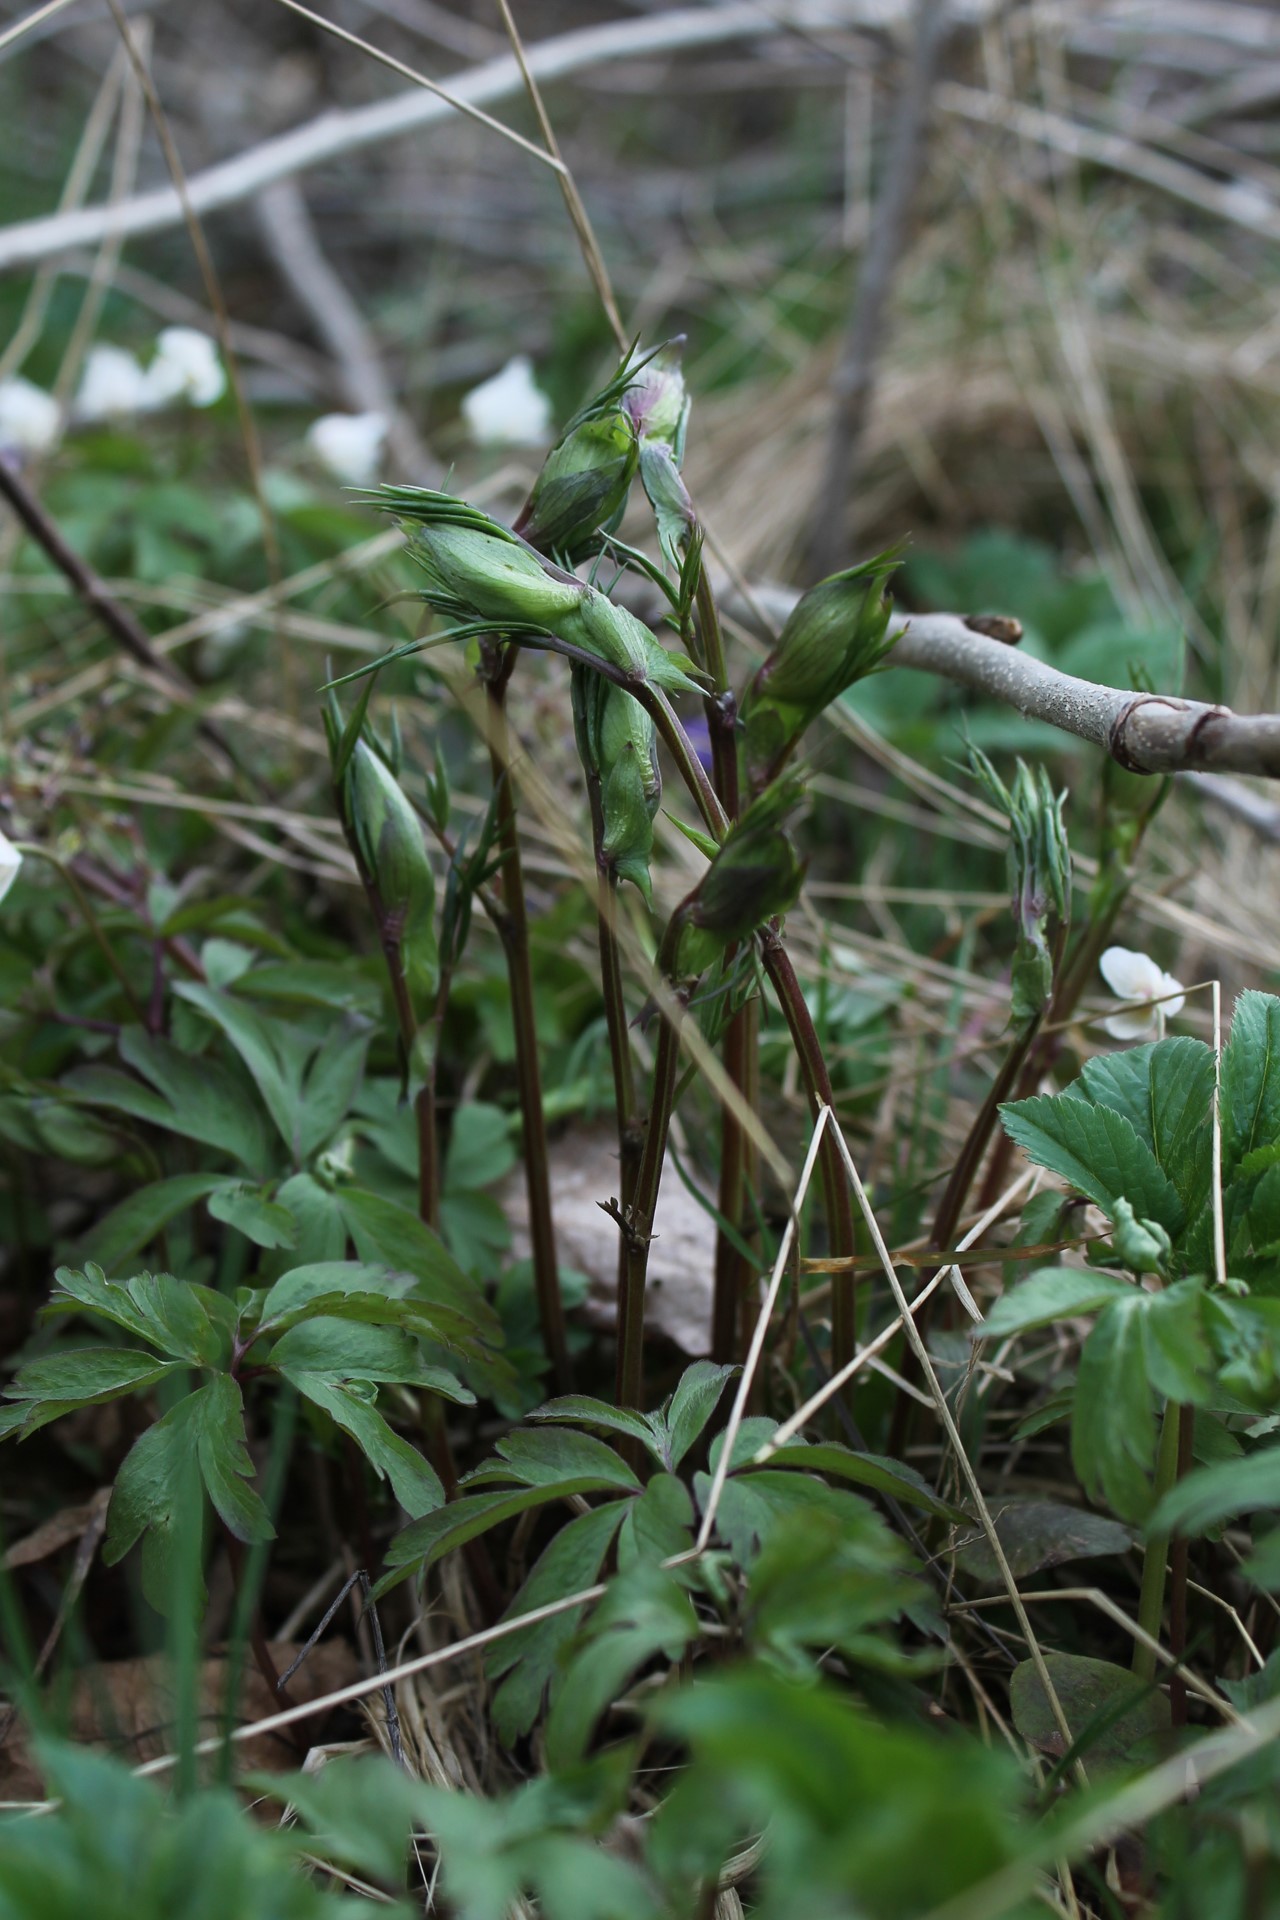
[47,1263,233,1366]
[745,1506,926,1675]
[1222,990,1280,1178]
[270,1316,470,1397]
[758,1442,969,1524]
[617,1472,694,1570]
[487,1501,628,1745]
[288,1375,442,1518]
[999,1095,1184,1234]
[1149,1443,1280,1538]
[207,1181,297,1250]
[1072,1296,1156,1522]
[75,1173,229,1271]
[105,1377,273,1609]
[527,1395,658,1459]
[462,1427,640,1492]
[660,1361,736,1469]
[339,1185,501,1348]
[697,1468,874,1569]
[981,1267,1134,1340]
[1,1348,184,1439]
[544,1563,698,1769]
[378,1477,632,1595]
[175,984,371,1166]
[272,1172,348,1266]
[66,1029,271,1174]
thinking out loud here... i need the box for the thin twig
[0,5,934,274]
[492,0,627,351]
[810,0,952,577]
[0,461,264,792]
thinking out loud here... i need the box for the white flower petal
[304,411,388,486]
[1158,973,1185,1021]
[461,354,551,449]
[0,376,59,454]
[1099,945,1163,1002]
[75,344,151,421]
[144,327,225,409]
[0,829,22,905]
[1104,1006,1158,1042]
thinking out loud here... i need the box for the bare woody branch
[739,585,1280,780]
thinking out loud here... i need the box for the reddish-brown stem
[484,661,571,1393]
[759,926,857,1374]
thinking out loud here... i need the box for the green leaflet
[999,1093,1184,1234]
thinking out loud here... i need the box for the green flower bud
[1110,1197,1172,1277]
[622,341,689,455]
[515,410,638,559]
[675,780,806,977]
[558,586,703,696]
[740,552,898,791]
[638,439,696,570]
[404,520,583,630]
[572,668,661,903]
[968,746,1071,1025]
[343,738,439,1017]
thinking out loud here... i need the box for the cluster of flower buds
[673,779,806,978]
[571,668,662,905]
[968,744,1071,1023]
[739,553,899,793]
[326,703,439,1024]
[377,487,703,697]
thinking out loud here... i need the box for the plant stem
[1168,1402,1195,1725]
[1134,1398,1183,1685]
[615,985,685,1411]
[483,659,571,1393]
[641,684,728,841]
[759,925,858,1375]
[713,992,754,1364]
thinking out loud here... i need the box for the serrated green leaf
[527,1395,659,1460]
[544,1564,698,1769]
[48,1264,230,1366]
[1072,1296,1156,1521]
[660,1362,736,1470]
[338,1185,501,1347]
[207,1182,297,1250]
[289,1374,442,1517]
[271,1316,446,1385]
[758,1443,968,1523]
[67,1030,271,1174]
[1000,1096,1183,1233]
[1071,1038,1213,1216]
[980,1267,1134,1340]
[464,1426,640,1492]
[74,1173,228,1271]
[1222,991,1280,1178]
[617,1472,694,1570]
[487,1502,627,1745]
[1142,1278,1212,1404]
[105,1379,273,1608]
[379,1478,627,1593]
[1,1348,182,1440]
[1149,1444,1280,1537]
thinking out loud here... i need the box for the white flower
[461,354,551,449]
[74,344,151,422]
[0,829,22,904]
[304,411,389,486]
[143,327,225,409]
[1099,945,1185,1041]
[0,376,59,455]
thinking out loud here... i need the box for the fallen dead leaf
[4,1489,112,1570]
[0,1638,360,1800]
[502,1129,717,1356]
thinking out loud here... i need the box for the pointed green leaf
[1000,1096,1183,1233]
[290,1375,442,1518]
[1072,1296,1156,1522]
[980,1267,1134,1340]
